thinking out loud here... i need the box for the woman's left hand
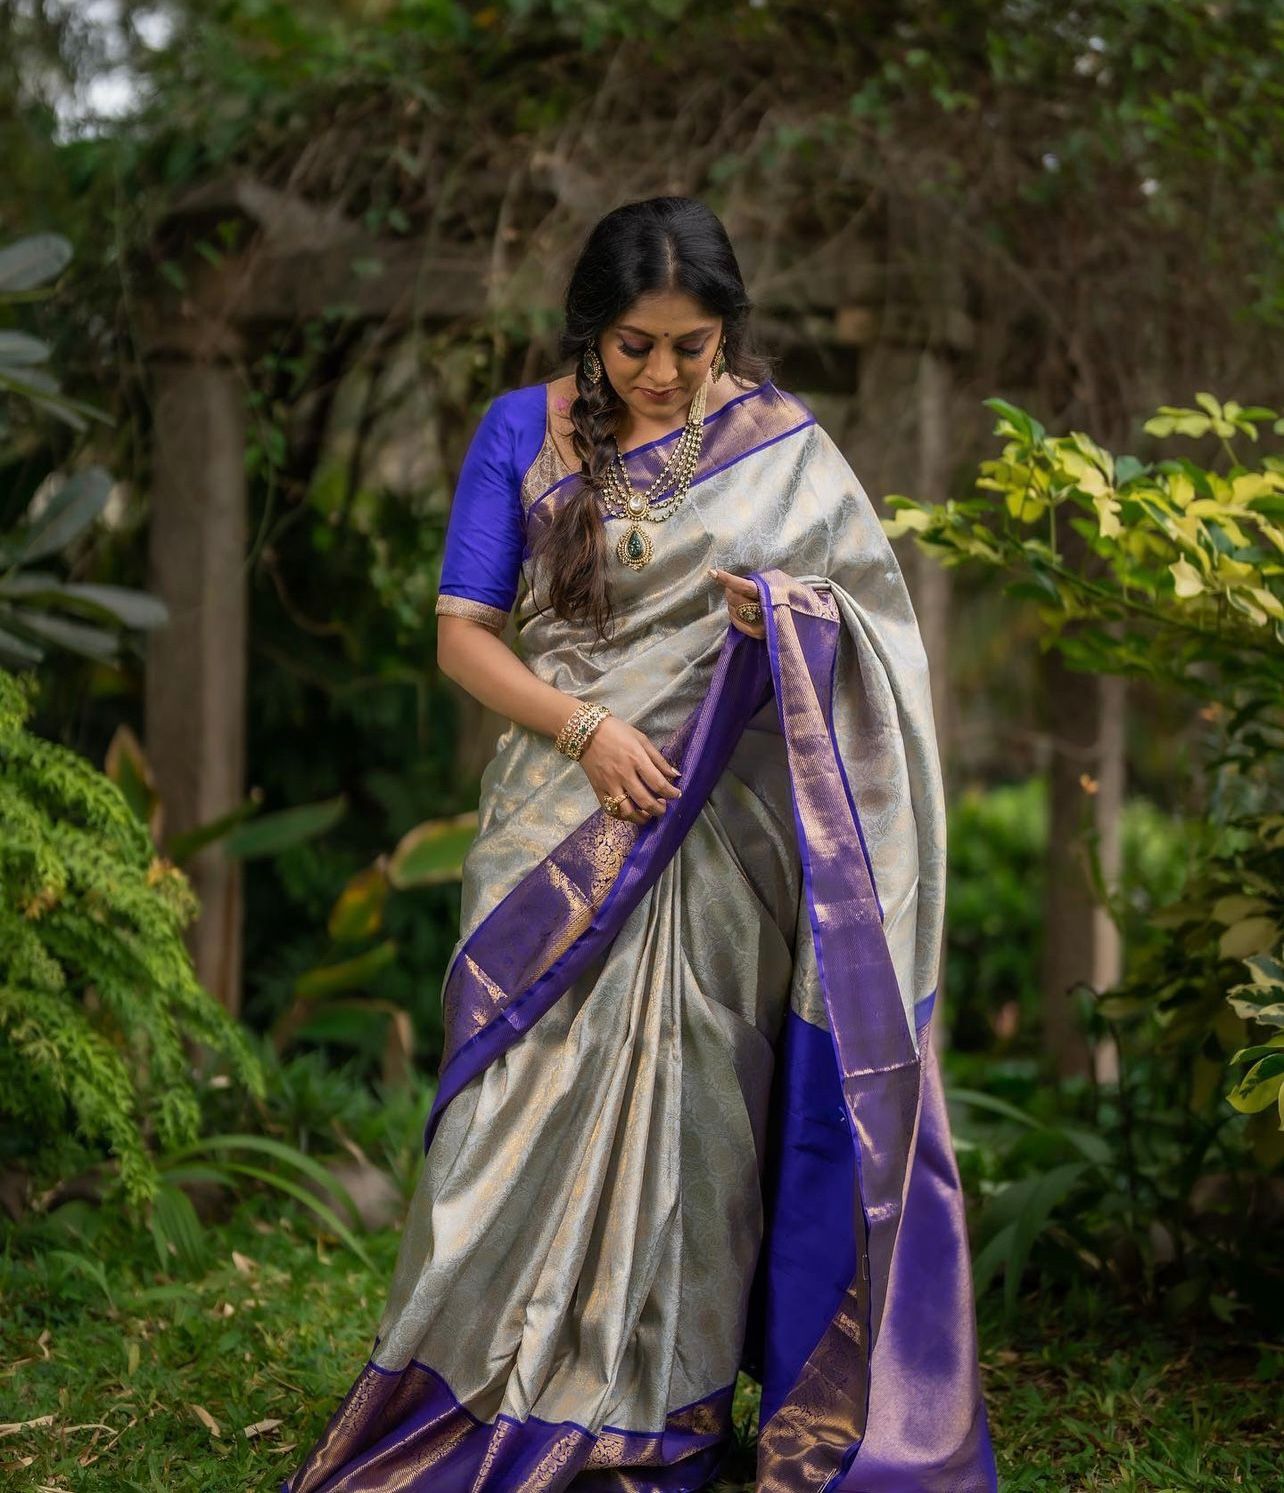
[708,566,767,639]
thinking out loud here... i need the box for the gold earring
[711,339,726,382]
[583,346,603,384]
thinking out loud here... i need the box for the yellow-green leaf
[1212,895,1271,924]
[388,812,479,887]
[881,507,933,538]
[1219,918,1280,961]
[1169,556,1205,598]
[328,863,389,942]
[1093,494,1122,538]
[293,941,398,1000]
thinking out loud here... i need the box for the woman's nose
[649,348,679,384]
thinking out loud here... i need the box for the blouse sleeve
[435,392,528,636]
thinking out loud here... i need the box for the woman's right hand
[577,715,682,825]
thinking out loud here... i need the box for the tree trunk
[1040,651,1125,1077]
[144,350,248,1016]
[854,342,957,1030]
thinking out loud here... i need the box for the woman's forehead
[611,291,719,338]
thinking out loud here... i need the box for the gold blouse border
[435,594,508,635]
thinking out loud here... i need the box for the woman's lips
[639,387,679,400]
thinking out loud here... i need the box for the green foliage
[889,397,1284,1138]
[0,233,167,668]
[945,778,1194,1052]
[0,666,264,1206]
[156,1132,374,1271]
[265,808,475,1076]
[0,231,261,1208]
[1099,811,1284,1141]
[884,394,1284,686]
[947,1035,1282,1326]
[203,1043,437,1209]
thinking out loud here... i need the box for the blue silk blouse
[437,384,549,613]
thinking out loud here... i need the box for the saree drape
[282,380,997,1493]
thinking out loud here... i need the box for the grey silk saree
[282,380,997,1492]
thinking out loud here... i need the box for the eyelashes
[619,341,706,360]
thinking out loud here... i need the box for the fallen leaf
[243,1418,283,1440]
[189,1404,221,1438]
[0,1415,55,1437]
[213,1301,235,1318]
[231,1250,257,1275]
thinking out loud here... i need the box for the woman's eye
[618,342,706,359]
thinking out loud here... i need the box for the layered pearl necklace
[599,380,709,570]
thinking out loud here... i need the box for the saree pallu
[283,381,998,1492]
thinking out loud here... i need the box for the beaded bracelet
[555,701,611,761]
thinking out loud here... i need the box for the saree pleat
[283,382,996,1493]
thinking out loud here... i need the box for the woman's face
[598,289,723,427]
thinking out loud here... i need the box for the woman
[283,197,997,1493]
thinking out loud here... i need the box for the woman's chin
[629,388,686,417]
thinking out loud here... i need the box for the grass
[2,1199,1280,1491]
[975,1288,1282,1491]
[0,1197,400,1491]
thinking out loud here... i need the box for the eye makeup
[618,339,708,359]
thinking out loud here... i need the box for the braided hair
[527,197,773,645]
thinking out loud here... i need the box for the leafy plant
[946,1047,1282,1327]
[0,233,263,1211]
[0,667,264,1207]
[100,716,476,1082]
[153,1132,374,1273]
[886,395,1284,1135]
[0,233,168,667]
[265,810,476,1077]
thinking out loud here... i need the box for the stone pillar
[143,337,248,1016]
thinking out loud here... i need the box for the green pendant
[617,524,653,569]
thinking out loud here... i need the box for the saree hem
[281,1348,736,1493]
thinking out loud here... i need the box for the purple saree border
[817,596,884,923]
[364,1341,734,1443]
[522,384,817,545]
[531,379,782,505]
[750,574,914,1488]
[282,1348,732,1493]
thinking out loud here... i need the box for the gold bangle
[555,702,611,761]
[558,703,608,759]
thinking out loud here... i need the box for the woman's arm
[437,615,579,740]
[437,616,682,823]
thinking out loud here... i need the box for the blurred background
[1,3,1281,1488]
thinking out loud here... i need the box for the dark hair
[527,196,773,644]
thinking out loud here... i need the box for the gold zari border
[435,594,509,634]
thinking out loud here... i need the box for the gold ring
[735,601,763,624]
[601,791,628,818]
